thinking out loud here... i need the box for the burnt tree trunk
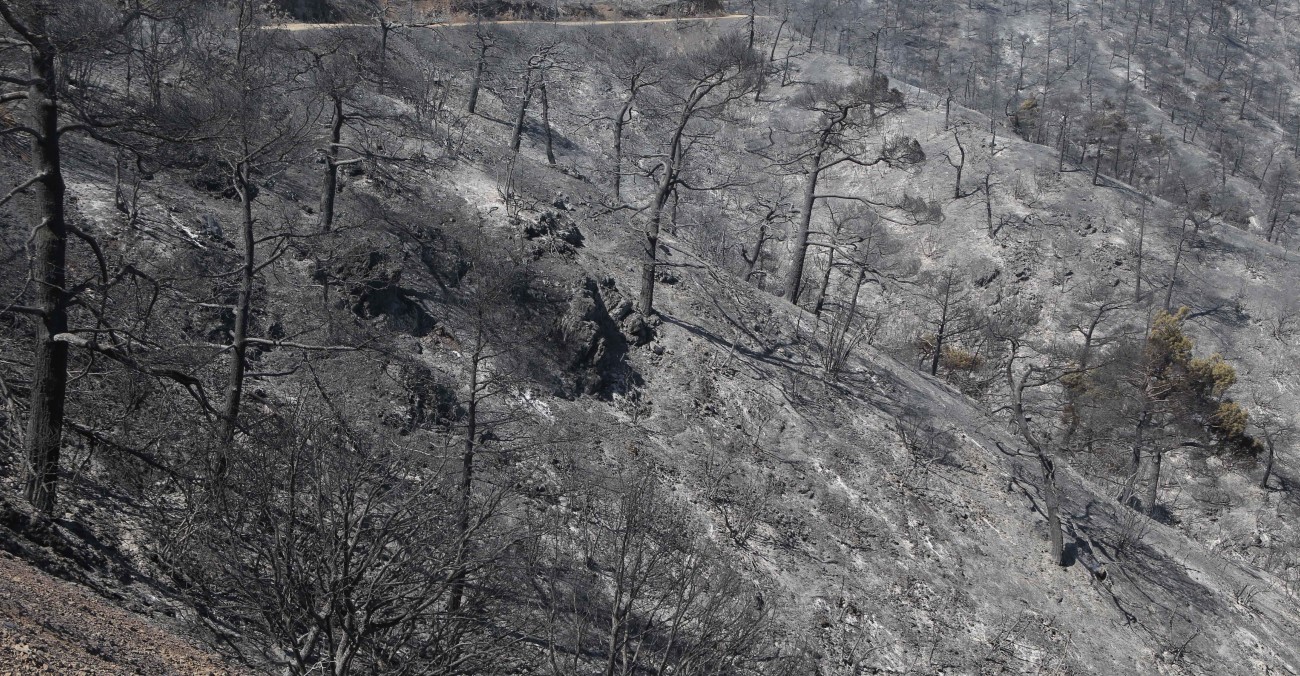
[638,169,674,316]
[21,38,70,514]
[540,76,555,165]
[785,157,824,303]
[1058,114,1069,172]
[1092,142,1103,185]
[742,218,770,283]
[983,172,994,238]
[613,97,632,200]
[639,87,702,316]
[319,93,344,232]
[510,76,534,153]
[1165,217,1190,311]
[949,133,966,199]
[221,162,256,443]
[448,329,483,613]
[1261,434,1276,489]
[1007,357,1065,567]
[377,21,391,95]
[1134,203,1146,302]
[467,37,488,113]
[929,280,952,377]
[1144,448,1163,517]
[1119,404,1151,508]
[812,247,835,316]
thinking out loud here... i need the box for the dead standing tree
[506,39,567,163]
[1247,385,1296,490]
[359,0,441,95]
[173,2,320,444]
[917,265,982,378]
[1002,337,1072,566]
[0,0,158,512]
[305,38,367,233]
[635,35,759,316]
[439,252,539,614]
[527,462,776,676]
[941,126,982,201]
[765,75,920,305]
[585,29,661,202]
[733,176,797,287]
[304,30,455,234]
[0,0,268,512]
[0,1,76,513]
[465,21,497,114]
[816,213,914,378]
[188,403,496,675]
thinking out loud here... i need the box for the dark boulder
[317,251,437,337]
[556,277,645,396]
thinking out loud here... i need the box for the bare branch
[242,337,362,352]
[52,333,216,415]
[0,172,47,209]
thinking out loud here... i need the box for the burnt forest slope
[1,3,1299,674]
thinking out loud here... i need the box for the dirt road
[271,13,754,31]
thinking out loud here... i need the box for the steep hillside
[1,2,1299,674]
[402,25,1300,669]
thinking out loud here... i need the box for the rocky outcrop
[523,209,584,251]
[556,276,649,396]
[317,251,437,337]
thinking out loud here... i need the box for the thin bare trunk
[1092,142,1103,185]
[377,23,390,95]
[769,18,785,62]
[638,174,673,316]
[1119,407,1149,507]
[448,332,482,613]
[1134,202,1146,302]
[639,93,701,316]
[983,172,994,237]
[1008,357,1065,566]
[743,220,768,282]
[930,283,951,377]
[1058,114,1069,172]
[812,247,835,316]
[468,40,487,113]
[613,99,631,199]
[1165,218,1189,310]
[540,77,555,165]
[221,163,256,443]
[1261,437,1275,489]
[510,79,533,153]
[319,94,344,231]
[1144,448,1162,516]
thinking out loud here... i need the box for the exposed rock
[619,311,655,346]
[524,210,584,247]
[655,269,679,285]
[555,277,642,396]
[317,251,436,337]
[197,213,222,240]
[974,267,1000,288]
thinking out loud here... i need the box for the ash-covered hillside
[1,0,1299,674]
